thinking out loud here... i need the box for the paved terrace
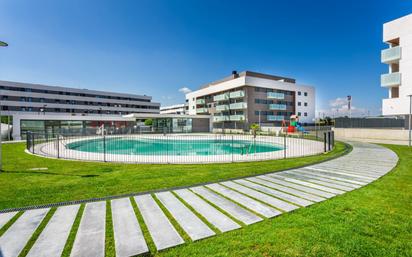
[0,142,398,257]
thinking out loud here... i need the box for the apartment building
[0,80,160,139]
[381,13,412,116]
[186,71,315,131]
[0,80,160,115]
[160,103,188,115]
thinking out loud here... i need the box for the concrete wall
[333,127,409,141]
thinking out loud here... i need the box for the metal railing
[26,129,335,164]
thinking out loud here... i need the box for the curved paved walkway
[0,142,398,256]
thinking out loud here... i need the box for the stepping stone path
[0,142,398,256]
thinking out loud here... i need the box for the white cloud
[178,87,192,94]
[329,97,347,108]
[319,97,369,118]
[161,95,173,100]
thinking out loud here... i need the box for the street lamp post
[0,40,8,171]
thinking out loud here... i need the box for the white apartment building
[381,13,412,116]
[160,103,187,114]
[186,71,315,131]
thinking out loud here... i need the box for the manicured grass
[155,144,411,257]
[0,142,348,210]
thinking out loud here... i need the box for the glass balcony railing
[229,115,245,121]
[213,93,229,102]
[195,99,205,104]
[213,115,229,122]
[215,104,229,112]
[381,72,401,87]
[229,90,245,98]
[268,104,287,110]
[267,92,285,99]
[196,107,208,113]
[381,46,401,64]
[267,115,284,121]
[229,102,247,110]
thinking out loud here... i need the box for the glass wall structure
[20,117,197,138]
[152,118,193,133]
[20,119,138,138]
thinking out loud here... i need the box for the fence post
[26,132,30,151]
[231,135,234,162]
[32,132,35,154]
[57,134,60,158]
[166,135,169,164]
[324,132,327,152]
[328,131,331,151]
[103,134,106,162]
[283,133,286,159]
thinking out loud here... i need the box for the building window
[304,102,308,107]
[298,112,301,116]
[304,112,308,117]
[304,92,308,96]
[298,91,301,96]
[298,102,301,106]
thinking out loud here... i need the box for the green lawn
[0,141,348,210]
[155,144,411,257]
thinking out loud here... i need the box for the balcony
[229,114,245,121]
[229,102,247,110]
[267,115,284,121]
[216,104,229,112]
[381,46,401,64]
[268,104,287,110]
[381,72,401,87]
[267,92,285,100]
[213,115,229,122]
[213,93,229,102]
[196,107,208,113]
[229,90,245,98]
[196,99,205,104]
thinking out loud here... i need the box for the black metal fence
[26,130,335,164]
[335,117,405,129]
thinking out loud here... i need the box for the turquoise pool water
[66,137,283,156]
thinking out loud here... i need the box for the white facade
[160,103,187,114]
[381,13,412,116]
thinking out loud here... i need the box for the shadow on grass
[1,170,100,178]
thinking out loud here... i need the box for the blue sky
[1,0,411,117]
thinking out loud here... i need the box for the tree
[250,123,260,136]
[144,118,153,126]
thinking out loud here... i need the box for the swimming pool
[30,134,326,163]
[66,137,283,156]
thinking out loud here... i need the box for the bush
[144,118,153,126]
